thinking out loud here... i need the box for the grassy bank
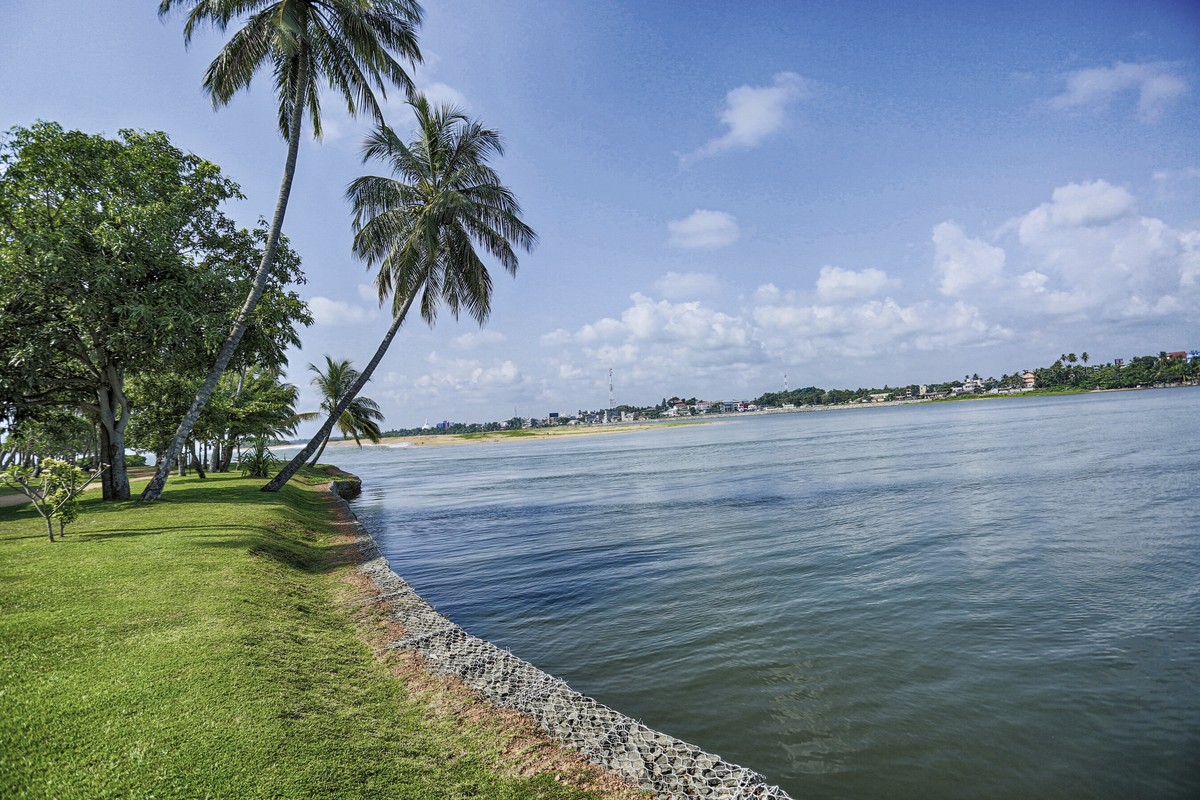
[0,468,638,800]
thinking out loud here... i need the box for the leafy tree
[0,408,97,470]
[127,365,305,472]
[146,0,423,501]
[304,356,384,466]
[1,459,105,542]
[0,123,307,500]
[264,97,537,491]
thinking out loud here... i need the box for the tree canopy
[0,121,310,499]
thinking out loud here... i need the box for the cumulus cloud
[684,72,811,163]
[1048,61,1188,122]
[1017,180,1135,238]
[751,286,1009,361]
[815,265,898,302]
[307,296,374,326]
[541,280,1013,403]
[667,210,741,249]
[934,222,1007,297]
[931,180,1200,324]
[543,293,762,390]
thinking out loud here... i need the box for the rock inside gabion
[343,490,794,800]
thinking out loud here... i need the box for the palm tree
[262,97,536,491]
[142,0,422,501]
[306,356,384,465]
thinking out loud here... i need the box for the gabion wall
[337,487,795,800]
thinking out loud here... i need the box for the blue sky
[3,1,1198,431]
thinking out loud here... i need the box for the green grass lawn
[0,468,634,800]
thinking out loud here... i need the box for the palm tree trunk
[141,52,309,502]
[307,432,331,467]
[262,293,415,492]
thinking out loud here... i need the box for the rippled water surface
[329,389,1200,799]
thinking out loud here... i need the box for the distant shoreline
[302,383,1197,450]
[314,419,704,449]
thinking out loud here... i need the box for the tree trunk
[191,441,206,479]
[307,432,331,467]
[96,369,131,501]
[99,424,115,500]
[220,438,236,473]
[141,51,310,502]
[262,293,415,492]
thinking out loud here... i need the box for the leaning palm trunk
[307,433,333,467]
[262,293,415,492]
[141,60,309,502]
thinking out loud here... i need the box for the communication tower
[608,368,614,422]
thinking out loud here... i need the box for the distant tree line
[752,351,1196,408]
[1032,352,1197,390]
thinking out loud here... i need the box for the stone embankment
[329,478,794,800]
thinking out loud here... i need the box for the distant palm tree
[262,97,537,491]
[305,356,384,466]
[143,0,421,501]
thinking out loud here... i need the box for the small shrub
[239,437,277,478]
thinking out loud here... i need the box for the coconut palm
[143,0,421,501]
[306,355,384,465]
[262,97,536,491]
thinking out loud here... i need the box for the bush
[239,437,277,478]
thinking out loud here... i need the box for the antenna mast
[608,368,614,422]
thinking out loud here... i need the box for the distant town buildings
[402,347,1195,433]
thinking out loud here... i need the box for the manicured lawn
[0,468,633,799]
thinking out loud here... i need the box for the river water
[328,388,1200,799]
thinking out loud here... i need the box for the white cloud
[373,55,471,128]
[357,283,381,304]
[307,296,374,326]
[815,265,898,302]
[417,81,469,110]
[750,287,1009,360]
[933,222,1006,297]
[1017,180,1135,239]
[684,72,811,162]
[1048,61,1188,123]
[451,330,506,350]
[930,180,1200,324]
[667,209,741,249]
[653,271,725,300]
[544,293,762,390]
[379,356,525,410]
